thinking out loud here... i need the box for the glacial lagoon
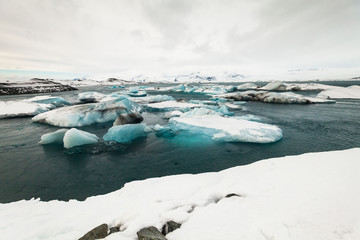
[0,81,359,203]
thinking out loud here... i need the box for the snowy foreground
[1,148,359,240]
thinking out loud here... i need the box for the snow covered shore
[0,148,359,240]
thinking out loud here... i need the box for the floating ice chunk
[128,90,147,97]
[237,82,257,90]
[103,124,148,143]
[146,100,203,111]
[130,95,175,104]
[181,108,221,117]
[223,102,243,110]
[39,129,68,144]
[164,110,183,119]
[0,101,53,118]
[32,98,141,127]
[25,95,70,107]
[63,128,99,149]
[78,92,106,103]
[151,124,176,137]
[225,86,237,92]
[128,87,139,93]
[260,81,288,91]
[218,105,234,116]
[219,90,335,104]
[201,86,228,95]
[317,85,360,99]
[171,115,282,143]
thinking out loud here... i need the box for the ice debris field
[0,148,359,240]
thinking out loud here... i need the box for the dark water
[0,81,360,203]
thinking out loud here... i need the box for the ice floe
[63,128,99,149]
[1,148,358,240]
[0,101,53,119]
[103,124,148,143]
[39,129,68,145]
[32,97,141,127]
[170,108,282,143]
[146,100,204,111]
[25,95,70,107]
[39,128,99,148]
[218,90,335,104]
[317,85,360,99]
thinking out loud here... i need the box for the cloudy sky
[0,0,359,76]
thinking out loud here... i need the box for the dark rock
[137,226,167,240]
[0,79,77,95]
[225,193,241,198]
[79,223,108,240]
[113,112,143,126]
[162,221,181,235]
[109,226,120,235]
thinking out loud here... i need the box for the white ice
[39,129,68,145]
[32,98,141,127]
[25,95,70,107]
[63,128,99,149]
[146,101,203,111]
[0,148,359,240]
[317,85,360,99]
[103,124,148,143]
[170,108,282,143]
[0,101,53,118]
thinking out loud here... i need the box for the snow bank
[0,148,359,240]
[32,98,141,127]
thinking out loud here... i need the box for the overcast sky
[0,0,359,75]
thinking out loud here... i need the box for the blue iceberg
[103,124,148,143]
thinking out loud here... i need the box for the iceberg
[39,129,68,144]
[25,95,70,107]
[146,100,203,111]
[170,114,282,143]
[2,149,358,240]
[219,90,335,104]
[103,124,148,143]
[127,90,147,97]
[32,98,141,127]
[237,82,257,90]
[317,85,360,99]
[78,92,106,103]
[63,128,99,149]
[0,101,53,119]
[260,81,288,91]
[130,94,175,104]
[164,110,183,119]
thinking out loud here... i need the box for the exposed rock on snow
[0,78,77,95]
[103,124,148,143]
[113,112,143,126]
[162,221,181,235]
[0,149,359,240]
[32,98,141,127]
[137,226,166,240]
[0,101,53,118]
[78,223,108,240]
[63,128,99,149]
[219,90,335,104]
